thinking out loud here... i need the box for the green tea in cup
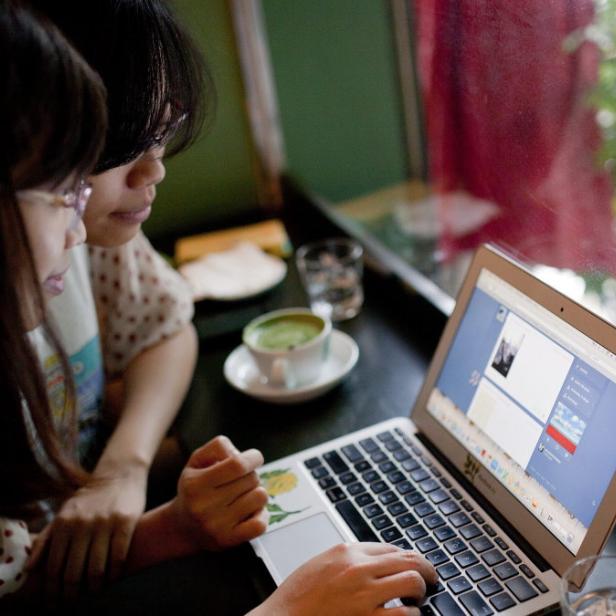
[243,308,331,389]
[248,313,324,351]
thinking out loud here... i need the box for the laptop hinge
[415,433,551,573]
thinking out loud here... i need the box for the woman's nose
[126,151,166,190]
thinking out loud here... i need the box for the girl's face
[84,146,166,247]
[18,176,87,300]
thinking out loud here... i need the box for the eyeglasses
[17,178,93,230]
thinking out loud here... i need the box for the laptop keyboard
[303,428,549,615]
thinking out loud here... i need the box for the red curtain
[416,0,615,271]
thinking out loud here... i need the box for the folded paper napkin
[178,241,287,301]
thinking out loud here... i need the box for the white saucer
[224,330,359,404]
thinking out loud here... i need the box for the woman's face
[18,176,87,301]
[84,146,166,247]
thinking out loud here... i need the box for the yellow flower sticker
[263,470,298,497]
[260,468,308,525]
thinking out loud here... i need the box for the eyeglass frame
[16,178,93,231]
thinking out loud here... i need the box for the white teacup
[243,308,332,389]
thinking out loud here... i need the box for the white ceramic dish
[224,330,359,404]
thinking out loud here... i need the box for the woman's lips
[110,204,152,225]
[43,273,66,296]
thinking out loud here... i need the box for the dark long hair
[28,0,213,173]
[0,4,107,513]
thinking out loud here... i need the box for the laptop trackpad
[259,512,345,582]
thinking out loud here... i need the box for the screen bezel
[411,244,616,577]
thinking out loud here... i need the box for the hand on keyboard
[248,542,437,616]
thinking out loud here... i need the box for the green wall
[144,0,259,239]
[262,0,408,203]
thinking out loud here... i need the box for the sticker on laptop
[260,463,322,530]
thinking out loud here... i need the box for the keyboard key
[425,514,446,530]
[388,501,408,516]
[416,537,439,553]
[311,466,329,479]
[335,500,378,542]
[371,480,388,494]
[405,492,426,506]
[494,537,508,551]
[519,564,535,579]
[396,480,415,495]
[421,606,437,616]
[372,514,393,531]
[471,512,485,525]
[494,562,517,581]
[381,527,403,542]
[388,470,406,484]
[385,439,402,452]
[406,524,428,541]
[467,564,490,582]
[341,444,363,463]
[419,479,441,493]
[363,504,383,518]
[470,537,494,553]
[323,451,349,474]
[347,481,366,496]
[415,502,436,517]
[505,576,538,602]
[441,478,452,489]
[482,549,505,567]
[431,591,465,615]
[437,562,461,580]
[444,538,467,555]
[304,457,320,468]
[483,524,496,537]
[318,476,336,490]
[435,525,457,542]
[377,430,394,442]
[326,487,346,503]
[394,449,411,462]
[449,512,471,528]
[402,458,420,472]
[371,450,387,463]
[354,460,371,472]
[448,576,472,595]
[355,493,374,507]
[478,578,503,597]
[459,590,494,615]
[432,467,442,478]
[422,455,433,467]
[410,444,422,456]
[359,437,379,452]
[439,500,461,516]
[362,470,380,483]
[489,592,515,612]
[429,489,450,504]
[460,499,474,512]
[339,471,356,484]
[450,488,462,500]
[427,549,449,566]
[393,538,412,550]
[397,512,418,528]
[460,524,482,540]
[411,468,430,482]
[454,551,479,568]
[533,578,549,593]
[379,461,396,474]
[426,581,446,597]
[506,550,521,565]
[378,490,398,505]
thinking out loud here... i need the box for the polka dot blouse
[88,231,194,377]
[0,518,30,597]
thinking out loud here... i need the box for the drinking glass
[295,238,363,321]
[561,555,616,615]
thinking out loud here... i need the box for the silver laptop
[251,244,616,614]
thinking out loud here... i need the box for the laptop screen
[426,268,616,555]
